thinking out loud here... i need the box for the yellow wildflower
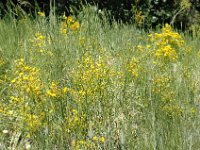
[99,136,105,143]
[37,11,45,17]
[67,16,74,25]
[149,23,185,61]
[92,136,98,141]
[47,90,56,97]
[70,22,80,31]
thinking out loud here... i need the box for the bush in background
[0,0,199,30]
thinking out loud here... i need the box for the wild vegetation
[1,0,200,30]
[0,5,200,150]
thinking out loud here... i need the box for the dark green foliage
[71,0,199,30]
[0,0,199,30]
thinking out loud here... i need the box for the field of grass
[0,6,200,150]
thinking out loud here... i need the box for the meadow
[0,6,200,150]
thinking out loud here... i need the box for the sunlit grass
[0,6,200,150]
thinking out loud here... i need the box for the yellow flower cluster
[60,15,80,34]
[127,58,139,78]
[80,55,106,81]
[7,59,73,134]
[46,81,65,98]
[92,135,105,143]
[63,108,106,149]
[162,104,182,118]
[1,60,45,134]
[11,59,43,97]
[71,138,105,150]
[149,24,184,60]
[37,11,45,17]
[155,45,177,60]
[152,76,171,94]
[69,130,105,149]
[8,59,45,132]
[29,32,53,56]
[10,96,22,104]
[65,108,87,134]
[153,75,182,118]
[23,113,43,132]
[71,139,95,150]
[11,59,69,100]
[71,54,109,103]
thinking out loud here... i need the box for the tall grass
[0,6,200,150]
